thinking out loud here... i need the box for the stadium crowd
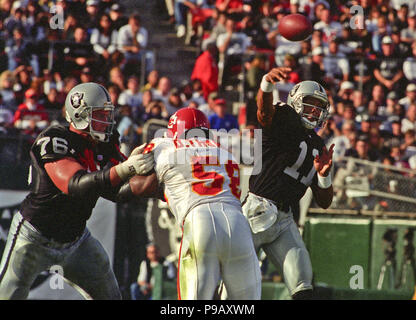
[1,0,416,211]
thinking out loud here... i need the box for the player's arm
[257,67,291,128]
[310,144,334,209]
[44,144,154,198]
[128,172,164,200]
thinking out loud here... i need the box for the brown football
[278,14,313,42]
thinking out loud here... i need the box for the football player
[244,67,334,300]
[128,108,262,300]
[0,82,154,300]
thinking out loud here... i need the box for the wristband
[260,75,274,92]
[317,174,332,189]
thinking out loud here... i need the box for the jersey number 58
[191,156,241,199]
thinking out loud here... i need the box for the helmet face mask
[65,83,115,142]
[89,105,115,142]
[287,81,330,129]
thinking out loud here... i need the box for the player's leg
[177,207,221,300]
[62,230,121,300]
[0,213,52,299]
[262,219,313,299]
[220,205,262,300]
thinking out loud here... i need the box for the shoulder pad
[33,125,73,162]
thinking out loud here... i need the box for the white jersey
[147,137,242,223]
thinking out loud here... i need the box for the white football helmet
[65,82,115,142]
[287,80,330,129]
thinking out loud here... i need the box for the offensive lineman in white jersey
[128,107,261,300]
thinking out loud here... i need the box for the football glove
[114,144,154,181]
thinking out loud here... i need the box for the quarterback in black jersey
[0,83,154,300]
[242,67,334,300]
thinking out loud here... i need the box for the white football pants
[177,202,261,300]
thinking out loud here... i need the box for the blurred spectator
[43,88,61,111]
[109,66,126,91]
[216,16,251,86]
[393,4,410,32]
[12,88,49,137]
[323,38,349,88]
[373,36,405,93]
[401,129,416,160]
[399,83,416,110]
[371,83,386,108]
[90,13,119,71]
[244,53,267,95]
[240,13,270,50]
[118,13,152,75]
[141,70,159,93]
[153,76,172,108]
[63,14,79,41]
[313,7,342,43]
[14,65,33,96]
[0,70,17,109]
[201,9,227,50]
[5,26,39,76]
[301,46,325,84]
[208,98,238,131]
[62,26,96,74]
[80,67,95,83]
[198,91,218,118]
[401,103,416,133]
[190,79,207,106]
[403,41,416,82]
[391,25,411,57]
[42,69,64,96]
[174,0,214,39]
[85,0,101,32]
[356,113,371,136]
[164,88,183,116]
[141,100,169,123]
[337,81,355,103]
[109,3,128,31]
[179,80,194,106]
[329,119,356,162]
[351,90,367,115]
[215,0,244,17]
[282,54,300,84]
[3,1,27,38]
[130,243,175,300]
[350,45,375,95]
[191,43,219,100]
[118,75,143,121]
[372,15,391,53]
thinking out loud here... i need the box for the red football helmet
[167,107,210,138]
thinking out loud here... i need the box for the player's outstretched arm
[44,145,154,198]
[128,172,164,200]
[311,144,335,209]
[257,67,291,128]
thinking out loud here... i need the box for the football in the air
[278,13,313,42]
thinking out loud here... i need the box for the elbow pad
[68,168,113,200]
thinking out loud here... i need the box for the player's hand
[114,149,155,181]
[314,144,334,177]
[130,143,147,156]
[264,67,292,84]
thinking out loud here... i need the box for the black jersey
[249,102,325,210]
[20,125,124,243]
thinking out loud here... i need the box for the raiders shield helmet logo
[70,92,84,109]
